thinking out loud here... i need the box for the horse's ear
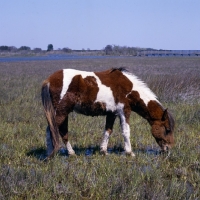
[162,109,171,132]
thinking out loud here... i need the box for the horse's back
[43,68,136,114]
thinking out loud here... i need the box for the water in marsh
[0,54,120,62]
[58,146,160,157]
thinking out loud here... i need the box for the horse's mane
[168,111,175,132]
[110,67,159,105]
[110,67,129,73]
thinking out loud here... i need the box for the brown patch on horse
[95,69,133,103]
[67,75,86,94]
[80,102,107,116]
[147,100,164,120]
[67,75,99,103]
[147,100,172,129]
[82,76,99,102]
[67,75,106,116]
[127,90,150,120]
[47,70,63,109]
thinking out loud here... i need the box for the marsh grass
[0,57,200,199]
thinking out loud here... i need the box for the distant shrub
[62,47,72,53]
[104,45,139,56]
[19,46,31,50]
[47,44,53,51]
[104,45,113,55]
[0,46,18,51]
[0,46,10,51]
[33,48,42,52]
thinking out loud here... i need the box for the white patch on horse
[122,72,158,105]
[61,69,115,112]
[117,103,133,154]
[116,102,124,112]
[66,141,75,155]
[100,130,110,153]
[100,103,134,155]
[94,80,115,112]
[61,69,89,100]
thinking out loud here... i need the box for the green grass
[0,57,200,199]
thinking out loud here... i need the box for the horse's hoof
[68,151,76,156]
[100,149,108,156]
[121,151,135,157]
[69,153,76,157]
[129,152,136,157]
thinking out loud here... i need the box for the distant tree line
[104,45,155,56]
[0,46,17,51]
[0,45,42,52]
[0,44,72,52]
[0,44,156,56]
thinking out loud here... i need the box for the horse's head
[151,109,175,152]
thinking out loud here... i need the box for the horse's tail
[41,81,60,158]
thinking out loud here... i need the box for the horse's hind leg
[100,112,116,155]
[59,116,75,156]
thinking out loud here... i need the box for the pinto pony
[41,68,174,158]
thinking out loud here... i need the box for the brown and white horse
[41,67,175,158]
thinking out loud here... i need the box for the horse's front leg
[59,116,75,156]
[119,111,135,157]
[100,112,116,155]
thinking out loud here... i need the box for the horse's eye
[154,127,159,131]
[165,128,171,134]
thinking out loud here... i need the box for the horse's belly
[73,102,107,116]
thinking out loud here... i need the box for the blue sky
[0,0,199,50]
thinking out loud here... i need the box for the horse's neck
[132,99,163,124]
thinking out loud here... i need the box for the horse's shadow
[27,145,161,161]
[26,145,125,160]
[26,147,48,161]
[26,145,100,160]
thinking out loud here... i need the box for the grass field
[0,57,200,199]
